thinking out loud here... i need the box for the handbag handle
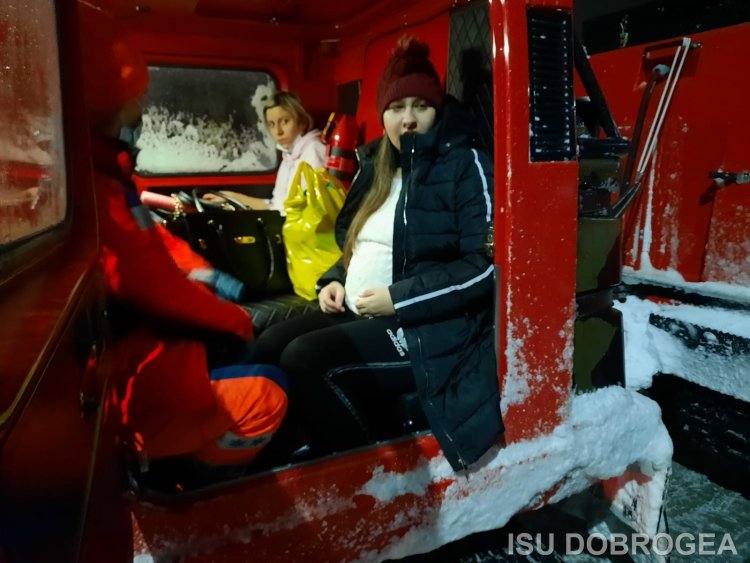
[191,189,250,213]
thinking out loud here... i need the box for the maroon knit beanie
[376,37,444,119]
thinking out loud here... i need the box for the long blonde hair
[342,136,397,268]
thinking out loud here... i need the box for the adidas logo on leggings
[387,328,408,357]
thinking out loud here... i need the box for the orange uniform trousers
[119,334,287,466]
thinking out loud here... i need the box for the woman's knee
[253,322,297,364]
[253,313,326,364]
[279,333,320,375]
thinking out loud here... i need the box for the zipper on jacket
[417,332,467,469]
[350,147,363,189]
[401,144,415,276]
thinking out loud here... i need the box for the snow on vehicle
[580,0,749,498]
[0,0,707,561]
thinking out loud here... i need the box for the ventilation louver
[527,8,575,162]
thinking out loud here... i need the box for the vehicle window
[0,0,67,246]
[136,66,279,176]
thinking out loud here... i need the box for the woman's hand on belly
[355,287,395,317]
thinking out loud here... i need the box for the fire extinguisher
[321,112,358,189]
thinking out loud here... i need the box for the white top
[345,176,403,314]
[270,129,327,215]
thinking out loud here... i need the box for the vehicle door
[0,2,129,561]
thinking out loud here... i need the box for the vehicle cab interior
[101,0,503,488]
[1,0,713,561]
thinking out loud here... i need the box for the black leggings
[253,310,415,452]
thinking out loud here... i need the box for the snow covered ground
[557,462,750,563]
[665,463,750,562]
[399,462,750,562]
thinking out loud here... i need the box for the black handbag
[165,190,292,297]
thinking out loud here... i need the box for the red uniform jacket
[92,134,252,458]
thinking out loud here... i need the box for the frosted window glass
[0,0,67,246]
[136,66,278,175]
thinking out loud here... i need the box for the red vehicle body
[589,24,750,284]
[1,0,744,561]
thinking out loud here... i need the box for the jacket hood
[280,129,323,160]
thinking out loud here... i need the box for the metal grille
[447,2,493,154]
[527,8,576,162]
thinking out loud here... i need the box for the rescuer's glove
[189,268,246,303]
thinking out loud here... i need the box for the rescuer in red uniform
[78,1,287,472]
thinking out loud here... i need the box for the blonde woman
[211,92,326,214]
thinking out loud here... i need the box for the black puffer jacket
[319,101,503,470]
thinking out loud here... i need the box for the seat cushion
[242,294,318,335]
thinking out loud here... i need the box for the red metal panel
[132,173,278,192]
[703,184,750,286]
[128,28,297,84]
[702,81,750,285]
[590,24,750,285]
[0,267,119,562]
[194,0,400,26]
[131,437,448,561]
[333,0,459,87]
[492,0,576,443]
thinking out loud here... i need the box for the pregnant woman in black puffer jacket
[253,37,502,471]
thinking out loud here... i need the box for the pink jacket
[270,129,327,214]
